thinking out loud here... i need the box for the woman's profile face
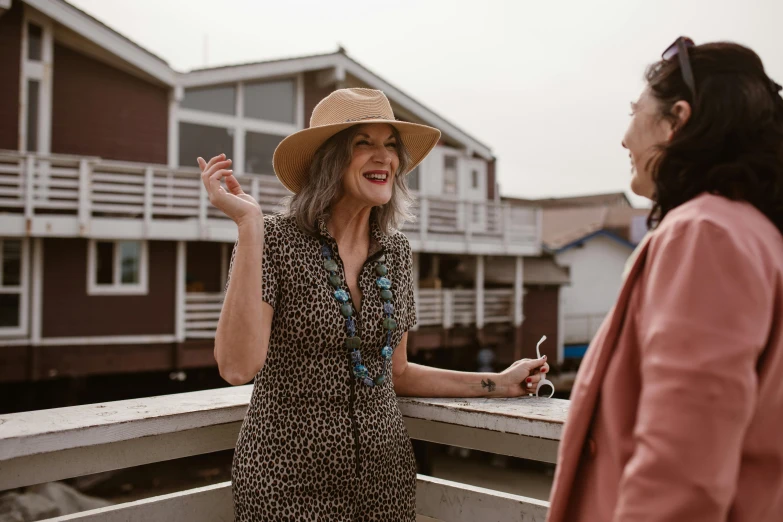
[623,88,673,199]
[340,123,399,208]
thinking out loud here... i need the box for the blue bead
[383,302,394,315]
[363,377,375,387]
[381,346,393,359]
[321,244,332,258]
[346,317,356,336]
[376,277,392,290]
[353,365,368,378]
[350,350,362,364]
[334,289,349,303]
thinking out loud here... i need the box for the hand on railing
[496,352,550,398]
[197,154,262,226]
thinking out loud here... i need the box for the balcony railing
[0,387,567,521]
[184,288,515,338]
[0,150,541,254]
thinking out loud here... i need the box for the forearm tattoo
[481,379,496,393]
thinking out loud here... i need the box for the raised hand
[197,154,262,226]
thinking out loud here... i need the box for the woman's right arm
[198,154,273,385]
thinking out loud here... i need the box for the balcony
[184,288,516,339]
[0,388,567,521]
[0,151,541,256]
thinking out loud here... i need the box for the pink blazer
[547,194,783,522]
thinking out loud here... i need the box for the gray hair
[282,124,415,236]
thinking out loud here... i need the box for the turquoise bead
[341,303,353,317]
[329,274,342,287]
[376,277,392,290]
[375,264,388,276]
[345,336,361,349]
[353,365,368,378]
[334,289,349,303]
[374,375,386,385]
[381,346,393,359]
[383,318,397,331]
[323,259,338,272]
[380,289,393,300]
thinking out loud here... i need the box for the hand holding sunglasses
[528,335,555,398]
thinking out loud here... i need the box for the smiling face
[339,123,400,209]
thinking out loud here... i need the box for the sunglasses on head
[662,36,697,99]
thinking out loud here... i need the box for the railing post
[475,255,485,329]
[175,241,187,342]
[24,155,35,220]
[419,197,429,244]
[199,176,208,239]
[77,159,91,235]
[443,289,454,329]
[143,167,153,235]
[251,176,260,205]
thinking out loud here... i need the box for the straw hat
[272,88,441,193]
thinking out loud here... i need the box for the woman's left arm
[391,332,549,398]
[613,218,773,522]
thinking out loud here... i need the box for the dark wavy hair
[646,42,783,234]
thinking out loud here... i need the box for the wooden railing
[185,288,515,338]
[0,387,567,521]
[0,150,540,253]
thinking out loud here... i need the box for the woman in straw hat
[197,88,550,521]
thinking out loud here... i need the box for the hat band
[343,114,391,123]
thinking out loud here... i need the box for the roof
[24,0,176,85]
[523,257,571,285]
[505,191,631,209]
[541,204,649,252]
[180,50,494,159]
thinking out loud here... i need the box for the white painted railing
[185,288,516,338]
[564,312,607,344]
[0,387,565,521]
[0,150,540,254]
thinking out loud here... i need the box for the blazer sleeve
[613,218,772,522]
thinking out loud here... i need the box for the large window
[178,122,234,169]
[244,80,296,124]
[0,239,27,336]
[443,156,458,195]
[27,23,42,61]
[407,166,420,191]
[181,85,236,115]
[88,240,148,295]
[245,131,283,175]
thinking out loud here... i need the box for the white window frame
[0,238,30,338]
[20,7,54,154]
[172,74,304,173]
[87,240,149,296]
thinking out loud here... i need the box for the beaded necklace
[320,242,396,387]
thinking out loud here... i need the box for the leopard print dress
[229,213,418,521]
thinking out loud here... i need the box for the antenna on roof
[337,43,347,55]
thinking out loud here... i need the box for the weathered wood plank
[41,482,233,522]
[416,475,549,522]
[39,477,548,522]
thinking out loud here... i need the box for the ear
[667,100,692,139]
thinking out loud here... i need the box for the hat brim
[272,119,441,193]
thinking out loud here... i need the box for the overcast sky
[69,0,783,207]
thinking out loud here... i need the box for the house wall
[186,241,223,293]
[51,43,169,163]
[555,235,632,319]
[419,145,488,200]
[41,239,176,337]
[521,285,559,360]
[303,69,334,128]
[0,1,23,150]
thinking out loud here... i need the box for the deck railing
[185,288,515,338]
[0,387,566,521]
[0,150,540,253]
